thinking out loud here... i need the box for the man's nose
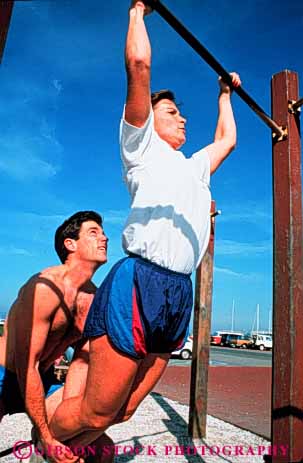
[99,234,108,244]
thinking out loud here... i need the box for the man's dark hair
[55,211,102,263]
[151,89,176,107]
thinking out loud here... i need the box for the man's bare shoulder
[17,266,66,306]
[38,265,67,284]
[23,265,65,285]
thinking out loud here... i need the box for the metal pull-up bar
[146,0,286,140]
[0,1,14,64]
[289,97,303,114]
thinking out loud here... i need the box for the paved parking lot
[154,364,271,439]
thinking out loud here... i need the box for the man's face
[74,220,108,267]
[153,99,186,150]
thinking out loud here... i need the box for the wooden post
[0,1,14,64]
[188,200,216,438]
[271,71,303,462]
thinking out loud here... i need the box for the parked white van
[172,337,193,360]
[252,334,272,351]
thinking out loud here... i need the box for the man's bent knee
[80,405,117,431]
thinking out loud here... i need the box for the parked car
[210,331,243,345]
[225,333,253,349]
[219,332,244,346]
[172,337,193,360]
[210,331,225,345]
[251,334,272,351]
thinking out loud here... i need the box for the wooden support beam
[271,70,303,463]
[188,200,216,438]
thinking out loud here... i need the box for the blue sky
[0,0,302,332]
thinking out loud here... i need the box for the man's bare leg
[44,352,169,444]
[114,352,170,423]
[44,345,114,463]
[49,335,141,441]
[44,341,89,423]
[46,388,64,422]
[48,338,170,463]
[50,335,171,441]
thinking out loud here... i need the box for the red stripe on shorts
[132,287,147,356]
[174,336,185,350]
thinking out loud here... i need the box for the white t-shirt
[119,109,211,274]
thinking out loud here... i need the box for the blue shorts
[83,255,193,359]
[0,366,63,415]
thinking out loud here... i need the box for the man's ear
[64,238,77,253]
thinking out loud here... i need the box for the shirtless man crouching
[0,211,109,463]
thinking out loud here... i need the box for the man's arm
[14,280,78,463]
[124,1,152,127]
[205,72,241,174]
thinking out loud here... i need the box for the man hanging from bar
[48,0,241,449]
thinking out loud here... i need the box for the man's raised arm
[125,1,152,127]
[205,72,241,174]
